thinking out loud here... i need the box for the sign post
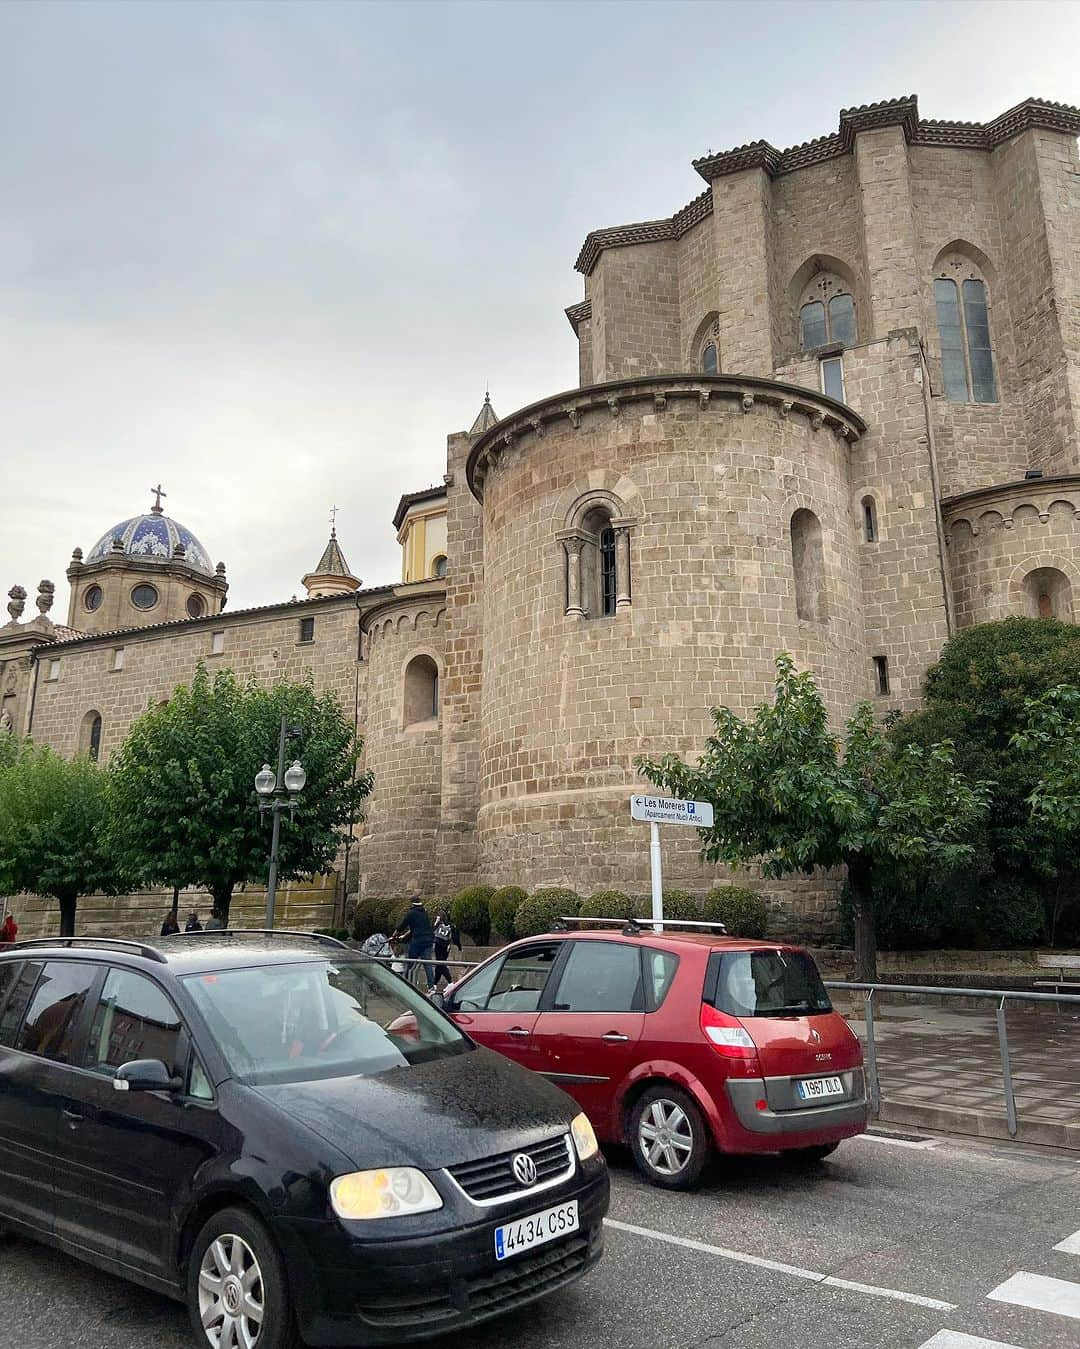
[630,795,715,932]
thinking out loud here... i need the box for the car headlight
[330,1168,443,1221]
[570,1112,599,1162]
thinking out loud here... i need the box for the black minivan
[0,932,609,1347]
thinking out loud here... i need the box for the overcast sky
[2,0,1078,614]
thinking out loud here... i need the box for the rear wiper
[761,1002,815,1016]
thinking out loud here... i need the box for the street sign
[630,795,714,828]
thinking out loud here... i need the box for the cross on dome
[150,484,167,514]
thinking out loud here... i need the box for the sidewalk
[835,997,1080,1150]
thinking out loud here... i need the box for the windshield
[711,950,832,1018]
[182,957,470,1085]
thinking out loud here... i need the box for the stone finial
[7,585,26,623]
[215,561,226,575]
[110,535,125,553]
[35,580,55,615]
[71,547,83,562]
[173,542,187,559]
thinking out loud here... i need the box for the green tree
[637,654,989,980]
[0,741,117,936]
[106,666,373,923]
[1012,685,1080,943]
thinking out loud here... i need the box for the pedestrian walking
[432,910,461,988]
[185,910,203,932]
[0,911,18,946]
[160,911,180,937]
[390,894,435,989]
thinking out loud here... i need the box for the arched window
[579,505,619,619]
[798,274,856,350]
[403,654,439,726]
[790,509,827,622]
[701,342,719,375]
[432,555,447,579]
[1022,567,1072,622]
[933,255,997,403]
[81,710,103,761]
[861,496,878,543]
[693,314,721,374]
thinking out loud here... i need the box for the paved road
[5,1130,1080,1349]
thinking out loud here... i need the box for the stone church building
[3,95,1080,936]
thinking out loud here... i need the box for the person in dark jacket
[160,911,180,937]
[185,911,203,932]
[391,895,435,989]
[432,911,461,988]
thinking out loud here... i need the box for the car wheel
[629,1084,710,1190]
[785,1142,839,1164]
[186,1205,299,1349]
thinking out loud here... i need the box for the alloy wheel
[198,1232,265,1349]
[638,1098,694,1176]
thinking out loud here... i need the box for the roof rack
[161,928,349,950]
[7,936,168,964]
[554,916,729,937]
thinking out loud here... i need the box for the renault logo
[511,1153,537,1187]
[809,1028,821,1044]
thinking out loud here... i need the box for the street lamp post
[254,716,306,929]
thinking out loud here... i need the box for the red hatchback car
[442,924,868,1189]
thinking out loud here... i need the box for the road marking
[857,1132,940,1151]
[1053,1228,1080,1255]
[918,1333,1026,1349]
[987,1271,1080,1320]
[604,1218,956,1311]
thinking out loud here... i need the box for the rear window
[707,949,832,1018]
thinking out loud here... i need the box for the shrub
[660,889,701,920]
[381,898,411,935]
[702,886,768,938]
[351,896,386,941]
[515,888,581,938]
[450,885,496,944]
[489,886,527,940]
[313,926,351,942]
[579,890,636,921]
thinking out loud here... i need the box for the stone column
[614,523,633,610]
[557,531,587,616]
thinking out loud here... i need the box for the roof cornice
[575,96,1080,275]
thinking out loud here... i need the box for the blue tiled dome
[87,513,213,575]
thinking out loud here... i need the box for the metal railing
[824,980,1080,1137]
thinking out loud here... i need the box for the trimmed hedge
[382,898,411,935]
[450,885,495,944]
[580,890,637,921]
[351,896,386,941]
[489,886,527,941]
[702,886,768,938]
[660,889,701,920]
[515,888,581,938]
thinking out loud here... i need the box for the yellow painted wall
[400,508,448,581]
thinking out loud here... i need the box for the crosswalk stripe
[1053,1228,1080,1255]
[918,1332,1026,1349]
[987,1270,1080,1320]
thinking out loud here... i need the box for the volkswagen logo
[511,1153,537,1187]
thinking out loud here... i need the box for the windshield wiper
[759,1001,816,1016]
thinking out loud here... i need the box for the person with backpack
[432,910,461,989]
[390,895,435,990]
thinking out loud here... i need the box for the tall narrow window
[820,356,845,401]
[827,293,855,347]
[701,342,719,375]
[799,301,827,350]
[599,527,617,617]
[298,616,315,643]
[934,270,997,403]
[873,656,890,696]
[88,714,102,762]
[862,496,878,543]
[790,509,827,622]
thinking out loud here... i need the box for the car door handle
[601,1032,630,1042]
[506,1027,531,1038]
[61,1107,85,1128]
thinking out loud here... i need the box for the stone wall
[944,478,1080,627]
[469,374,865,932]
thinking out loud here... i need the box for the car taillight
[699,1003,760,1062]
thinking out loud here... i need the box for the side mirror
[113,1059,183,1094]
[428,990,447,1011]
